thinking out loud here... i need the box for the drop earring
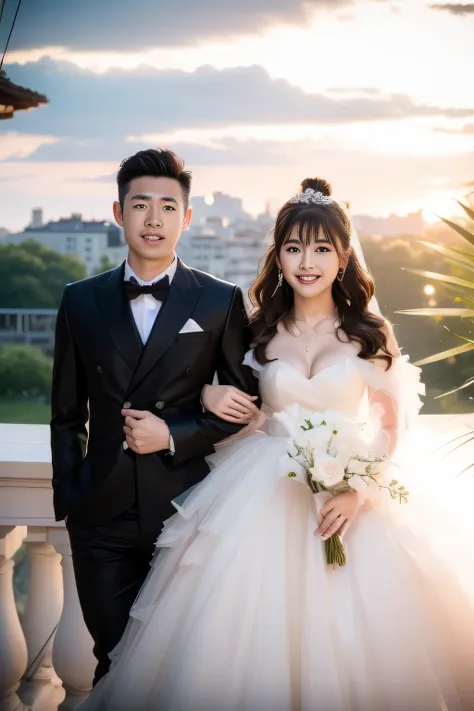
[336,268,345,282]
[271,269,283,297]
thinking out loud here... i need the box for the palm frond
[418,240,474,269]
[433,375,474,399]
[438,216,474,246]
[400,200,474,471]
[413,341,474,366]
[456,200,474,223]
[396,308,474,317]
[404,268,474,290]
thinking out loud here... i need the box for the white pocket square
[179,319,204,334]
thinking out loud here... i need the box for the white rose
[310,455,345,487]
[309,411,326,427]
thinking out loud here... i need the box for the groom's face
[113,175,192,264]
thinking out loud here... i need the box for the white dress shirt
[124,258,178,344]
[123,258,178,453]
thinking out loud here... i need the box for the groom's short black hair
[117,148,192,210]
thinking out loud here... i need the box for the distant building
[30,208,44,229]
[4,194,273,290]
[4,210,127,274]
[177,215,269,297]
[224,227,267,294]
[190,192,250,224]
[177,222,227,280]
[352,210,425,237]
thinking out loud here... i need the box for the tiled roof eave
[0,72,48,112]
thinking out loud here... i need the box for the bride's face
[278,225,342,299]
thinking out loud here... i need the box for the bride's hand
[201,385,260,423]
[315,491,363,540]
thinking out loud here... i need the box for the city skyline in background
[0,0,473,230]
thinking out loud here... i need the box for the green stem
[325,533,346,567]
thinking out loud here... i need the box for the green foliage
[362,233,471,413]
[0,397,50,424]
[0,240,86,308]
[0,344,53,398]
[90,254,118,275]
[395,200,474,397]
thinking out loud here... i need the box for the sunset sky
[1,0,473,231]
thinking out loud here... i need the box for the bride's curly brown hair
[248,177,392,368]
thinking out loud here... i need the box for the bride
[78,178,474,710]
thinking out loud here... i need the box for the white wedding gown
[79,350,474,711]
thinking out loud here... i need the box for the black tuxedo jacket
[50,260,260,532]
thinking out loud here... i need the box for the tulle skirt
[78,428,474,711]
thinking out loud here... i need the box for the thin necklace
[295,315,339,352]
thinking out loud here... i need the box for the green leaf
[404,268,474,290]
[413,341,474,366]
[396,308,474,317]
[434,375,474,399]
[446,245,474,261]
[457,295,474,309]
[450,332,474,345]
[438,216,474,246]
[456,200,474,223]
[418,240,474,269]
[438,431,474,459]
[441,284,474,299]
[442,256,474,275]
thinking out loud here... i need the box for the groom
[50,148,260,683]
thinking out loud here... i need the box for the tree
[92,254,118,275]
[0,240,87,308]
[0,344,53,398]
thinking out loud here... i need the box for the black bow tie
[124,275,170,302]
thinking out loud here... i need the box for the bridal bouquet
[275,406,408,567]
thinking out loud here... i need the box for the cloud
[0,131,60,160]
[433,124,474,134]
[324,87,384,96]
[0,173,37,182]
[7,0,349,52]
[430,3,474,15]
[65,173,116,183]
[6,136,305,166]
[3,58,474,162]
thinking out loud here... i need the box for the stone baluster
[48,528,95,710]
[0,525,29,711]
[19,528,65,710]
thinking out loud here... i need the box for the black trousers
[66,505,161,685]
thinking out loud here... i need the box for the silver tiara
[288,188,336,206]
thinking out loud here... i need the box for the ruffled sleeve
[242,349,264,378]
[349,353,425,502]
[356,353,425,436]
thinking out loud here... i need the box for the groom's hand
[122,409,171,454]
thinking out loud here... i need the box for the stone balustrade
[0,415,473,711]
[0,424,95,711]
